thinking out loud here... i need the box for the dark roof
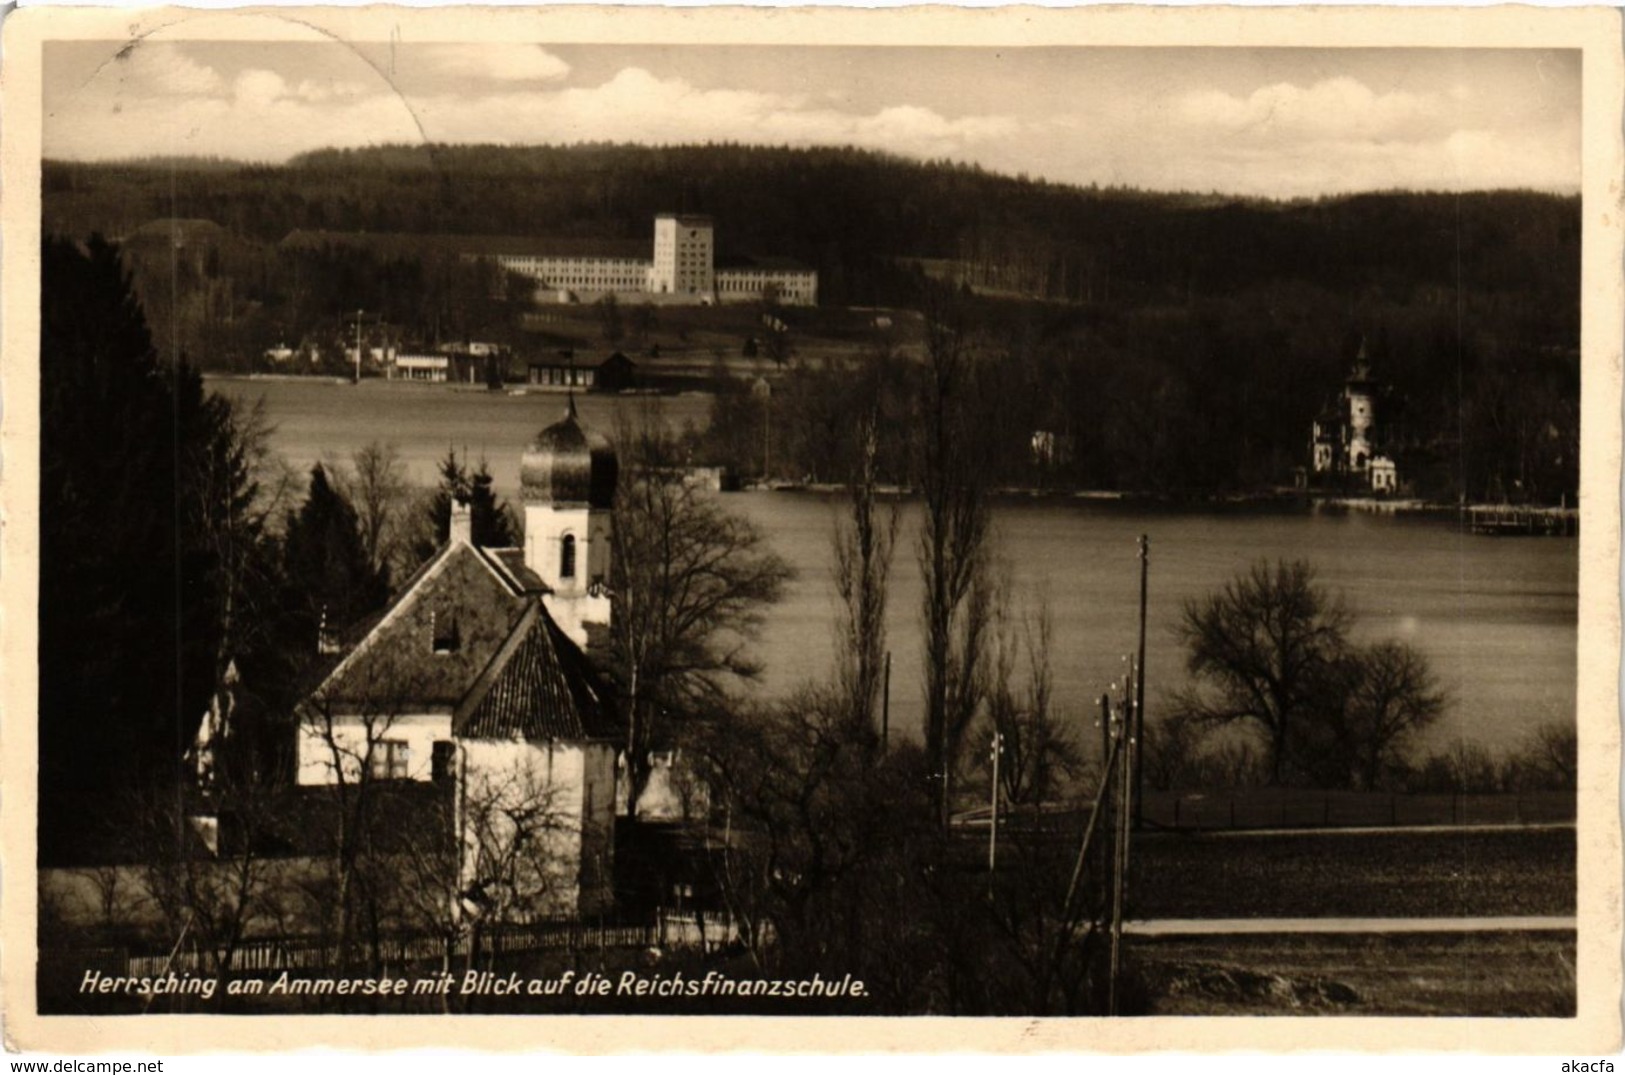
[483,548,549,594]
[124,218,226,244]
[313,541,529,710]
[279,229,649,262]
[456,603,621,741]
[482,237,651,261]
[528,352,636,372]
[716,253,812,272]
[307,539,619,743]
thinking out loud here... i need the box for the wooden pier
[1466,505,1578,537]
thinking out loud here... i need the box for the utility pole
[1108,664,1133,1015]
[988,730,1003,876]
[881,650,892,748]
[352,307,363,385]
[1098,693,1111,779]
[1135,534,1149,829]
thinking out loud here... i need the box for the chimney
[450,499,473,546]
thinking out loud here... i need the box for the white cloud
[1175,77,1449,143]
[106,43,226,97]
[413,44,570,84]
[44,51,1577,198]
[47,77,424,163]
[292,78,372,104]
[410,67,1017,164]
[233,69,287,109]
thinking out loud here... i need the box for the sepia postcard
[2,2,1621,1057]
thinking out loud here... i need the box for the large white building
[479,214,817,307]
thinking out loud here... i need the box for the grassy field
[1128,930,1576,1016]
[1130,828,1575,919]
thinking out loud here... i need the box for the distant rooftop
[717,253,813,272]
[280,229,650,261]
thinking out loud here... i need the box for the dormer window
[431,610,460,654]
[561,534,577,580]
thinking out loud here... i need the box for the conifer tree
[280,462,388,649]
[39,235,267,860]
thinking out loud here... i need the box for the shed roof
[456,603,620,741]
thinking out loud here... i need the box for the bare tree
[979,588,1081,806]
[916,294,994,826]
[1330,640,1448,789]
[693,685,937,985]
[327,441,410,585]
[610,406,793,813]
[298,659,428,972]
[1173,559,1448,789]
[127,776,288,1002]
[833,410,898,745]
[1170,559,1350,785]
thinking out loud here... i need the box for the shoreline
[748,482,1578,520]
[201,376,1577,520]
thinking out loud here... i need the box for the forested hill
[42,143,1581,502]
[44,142,1577,314]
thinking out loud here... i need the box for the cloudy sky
[43,40,1581,198]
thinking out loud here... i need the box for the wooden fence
[1141,789,1574,831]
[47,910,739,983]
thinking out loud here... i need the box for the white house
[296,401,623,919]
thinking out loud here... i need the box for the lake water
[213,376,1579,760]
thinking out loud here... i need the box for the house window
[561,534,577,579]
[431,740,456,782]
[371,739,410,781]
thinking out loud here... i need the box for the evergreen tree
[39,235,261,862]
[280,462,388,651]
[416,449,519,558]
[468,459,519,547]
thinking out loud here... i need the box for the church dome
[520,399,618,508]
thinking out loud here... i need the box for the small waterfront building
[528,353,596,391]
[596,352,638,393]
[527,352,637,393]
[1369,455,1398,494]
[393,353,450,382]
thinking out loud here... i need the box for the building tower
[1342,344,1377,475]
[648,213,715,297]
[519,396,618,645]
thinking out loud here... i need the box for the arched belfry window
[561,534,577,580]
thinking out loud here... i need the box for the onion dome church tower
[520,397,618,646]
[1343,342,1378,475]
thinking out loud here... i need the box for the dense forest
[42,143,1581,502]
